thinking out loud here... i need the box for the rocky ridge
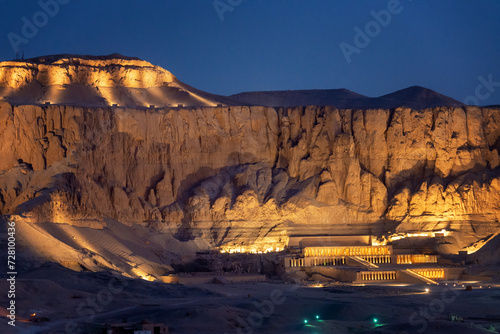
[229,86,465,110]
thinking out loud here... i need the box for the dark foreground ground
[1,264,500,334]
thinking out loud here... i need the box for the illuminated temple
[283,235,454,284]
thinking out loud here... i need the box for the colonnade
[289,258,305,267]
[397,254,438,264]
[358,255,391,264]
[307,257,346,266]
[288,257,347,267]
[303,246,391,257]
[358,271,397,281]
[411,268,445,279]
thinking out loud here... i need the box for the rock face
[1,98,500,252]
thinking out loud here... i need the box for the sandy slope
[2,267,499,334]
[11,218,210,279]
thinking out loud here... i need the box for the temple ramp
[347,256,379,269]
[400,269,438,285]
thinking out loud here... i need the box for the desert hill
[0,53,238,108]
[0,54,466,110]
[229,86,464,109]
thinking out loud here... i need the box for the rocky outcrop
[0,54,236,107]
[1,99,500,251]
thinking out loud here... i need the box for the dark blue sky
[1,0,499,105]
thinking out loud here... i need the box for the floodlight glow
[373,318,378,323]
[425,288,429,293]
[304,319,308,324]
[316,315,320,319]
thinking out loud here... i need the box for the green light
[304,319,308,324]
[316,315,320,319]
[373,318,378,323]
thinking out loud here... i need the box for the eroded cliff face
[1,101,500,252]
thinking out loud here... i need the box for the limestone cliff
[1,100,500,252]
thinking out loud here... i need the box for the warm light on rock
[219,244,285,254]
[0,55,499,271]
[0,55,225,108]
[372,229,452,246]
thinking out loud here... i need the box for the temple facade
[283,235,449,284]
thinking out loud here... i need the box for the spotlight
[315,315,320,320]
[304,319,308,324]
[425,288,429,293]
[373,318,378,323]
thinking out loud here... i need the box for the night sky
[1,0,499,105]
